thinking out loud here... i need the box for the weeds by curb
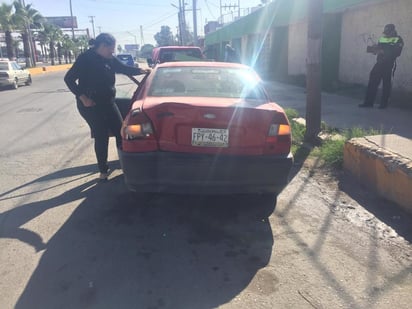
[285,108,380,168]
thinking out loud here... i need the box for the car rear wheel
[12,78,18,89]
[256,193,278,217]
[25,75,32,86]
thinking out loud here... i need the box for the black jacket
[64,49,144,105]
[376,35,404,64]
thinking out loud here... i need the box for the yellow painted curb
[344,136,412,213]
[28,64,72,75]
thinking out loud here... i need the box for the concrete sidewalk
[263,81,412,139]
[264,81,412,213]
[28,63,72,75]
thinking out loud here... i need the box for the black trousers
[77,101,122,173]
[363,61,395,107]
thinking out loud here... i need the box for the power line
[203,0,218,20]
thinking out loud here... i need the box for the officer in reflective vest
[359,24,404,109]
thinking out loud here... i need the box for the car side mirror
[147,58,153,66]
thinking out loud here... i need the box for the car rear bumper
[118,149,293,194]
[0,78,14,86]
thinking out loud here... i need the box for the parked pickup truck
[147,46,204,67]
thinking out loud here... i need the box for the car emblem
[203,113,216,119]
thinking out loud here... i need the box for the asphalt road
[0,71,411,309]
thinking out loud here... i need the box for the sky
[4,0,264,46]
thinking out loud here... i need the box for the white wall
[288,22,308,76]
[339,0,412,91]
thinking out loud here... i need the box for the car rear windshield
[0,63,9,70]
[159,49,202,62]
[148,66,267,100]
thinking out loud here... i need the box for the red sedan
[117,61,293,195]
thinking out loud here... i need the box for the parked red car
[116,61,293,195]
[147,46,204,67]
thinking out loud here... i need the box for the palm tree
[37,23,62,65]
[0,3,16,59]
[36,30,48,62]
[73,35,89,55]
[11,39,21,59]
[61,34,74,64]
[13,1,43,67]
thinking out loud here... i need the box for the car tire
[25,75,32,86]
[253,193,278,218]
[12,79,18,89]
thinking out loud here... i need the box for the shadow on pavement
[11,165,276,309]
[338,170,412,244]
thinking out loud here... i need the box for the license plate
[192,128,229,147]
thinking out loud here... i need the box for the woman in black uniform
[64,33,149,180]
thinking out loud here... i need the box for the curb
[343,135,412,213]
[28,64,72,75]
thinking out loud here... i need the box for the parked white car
[0,59,32,89]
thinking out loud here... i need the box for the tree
[37,23,62,65]
[11,38,21,59]
[73,35,89,55]
[139,44,154,58]
[0,3,16,59]
[61,34,74,64]
[154,26,176,46]
[36,28,48,62]
[13,0,43,67]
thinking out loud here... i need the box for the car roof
[154,61,249,69]
[155,46,201,50]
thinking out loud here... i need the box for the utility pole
[140,25,144,45]
[89,16,96,38]
[177,1,183,45]
[69,0,75,39]
[180,0,187,45]
[304,0,323,144]
[192,0,198,46]
[221,1,240,23]
[219,0,222,24]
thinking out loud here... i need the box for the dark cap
[89,33,116,48]
[383,24,396,34]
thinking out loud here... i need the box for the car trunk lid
[141,97,284,155]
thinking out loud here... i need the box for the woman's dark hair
[89,33,116,48]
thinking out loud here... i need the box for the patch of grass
[285,108,380,168]
[313,126,381,168]
[285,108,299,119]
[285,108,308,162]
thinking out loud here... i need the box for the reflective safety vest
[378,36,401,44]
[377,35,404,61]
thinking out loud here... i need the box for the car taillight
[122,108,154,140]
[267,124,291,139]
[264,112,291,155]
